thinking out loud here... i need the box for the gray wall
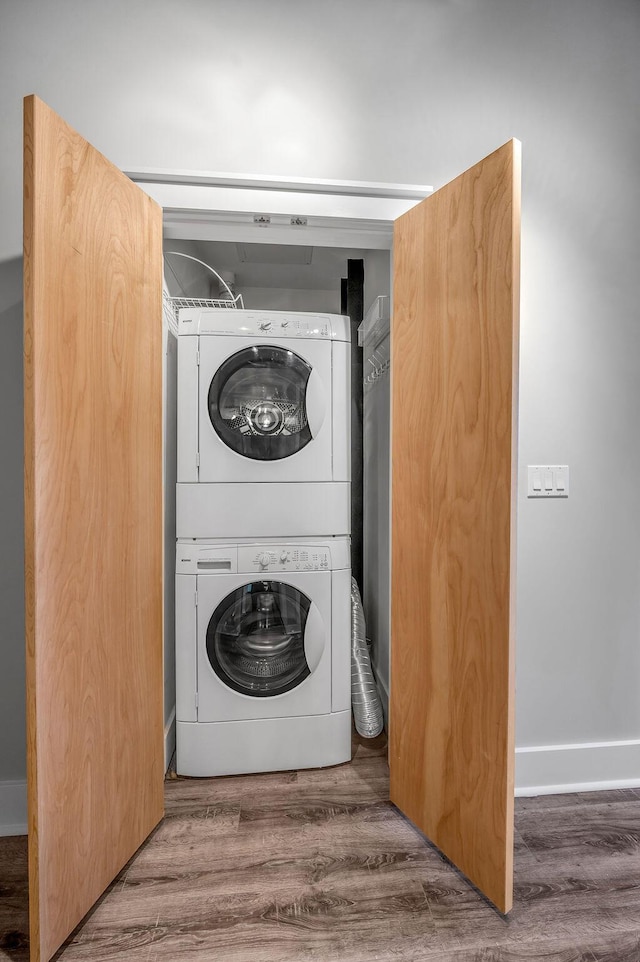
[0,258,26,779]
[1,0,640,782]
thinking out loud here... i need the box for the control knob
[280,551,290,563]
[258,321,272,331]
[258,552,271,569]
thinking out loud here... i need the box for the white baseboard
[164,705,176,773]
[0,779,27,836]
[4,733,636,832]
[515,738,640,796]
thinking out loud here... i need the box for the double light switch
[527,465,569,498]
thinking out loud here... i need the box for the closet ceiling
[165,239,368,291]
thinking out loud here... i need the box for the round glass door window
[208,345,312,460]
[206,582,313,697]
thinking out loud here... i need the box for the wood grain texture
[3,738,640,962]
[390,140,521,913]
[23,95,164,962]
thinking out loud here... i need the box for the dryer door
[209,345,319,461]
[198,335,334,483]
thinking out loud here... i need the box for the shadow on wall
[0,256,26,781]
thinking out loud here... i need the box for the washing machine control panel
[240,545,331,572]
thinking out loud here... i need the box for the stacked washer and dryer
[175,307,352,776]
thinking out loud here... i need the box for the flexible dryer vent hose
[351,578,384,738]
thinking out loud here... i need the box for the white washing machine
[175,537,352,776]
[176,308,351,538]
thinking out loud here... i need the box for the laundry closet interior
[161,232,396,748]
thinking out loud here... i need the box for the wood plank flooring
[2,733,640,961]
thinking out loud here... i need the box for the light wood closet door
[390,140,520,914]
[23,95,164,962]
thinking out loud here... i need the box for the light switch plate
[527,465,569,498]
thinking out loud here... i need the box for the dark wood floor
[2,734,640,962]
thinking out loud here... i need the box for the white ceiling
[164,238,368,293]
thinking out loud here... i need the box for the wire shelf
[162,292,245,338]
[364,339,390,386]
[166,294,244,315]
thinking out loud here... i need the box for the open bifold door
[23,95,164,961]
[390,141,521,914]
[23,93,519,959]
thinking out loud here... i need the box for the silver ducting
[351,578,384,738]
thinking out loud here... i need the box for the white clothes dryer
[175,537,352,777]
[176,309,350,538]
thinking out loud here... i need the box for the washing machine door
[206,581,324,697]
[207,345,325,461]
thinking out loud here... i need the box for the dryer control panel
[252,316,331,338]
[240,545,331,572]
[178,308,351,342]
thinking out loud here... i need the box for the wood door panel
[390,140,520,914]
[24,96,164,962]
